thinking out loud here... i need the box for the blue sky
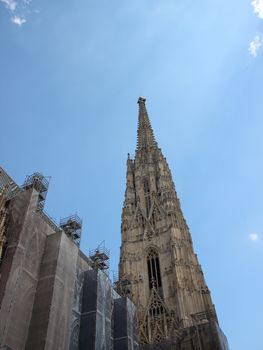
[1,1,263,348]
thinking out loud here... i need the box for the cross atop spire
[137,97,157,151]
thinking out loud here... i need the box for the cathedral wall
[79,269,114,350]
[180,322,230,350]
[45,232,79,350]
[69,252,93,350]
[0,168,140,350]
[79,269,138,350]
[0,189,31,305]
[26,231,79,350]
[140,322,229,350]
[0,188,53,350]
[113,297,139,350]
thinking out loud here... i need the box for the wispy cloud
[0,0,17,11]
[252,0,263,19]
[11,15,26,26]
[249,233,259,241]
[0,0,38,26]
[249,35,262,57]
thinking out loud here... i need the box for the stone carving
[138,286,182,345]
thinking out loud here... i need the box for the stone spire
[118,98,229,349]
[136,97,157,151]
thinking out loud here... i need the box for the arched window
[147,248,162,290]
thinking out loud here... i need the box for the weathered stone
[25,231,79,350]
[119,98,229,348]
[0,188,49,350]
[0,169,139,350]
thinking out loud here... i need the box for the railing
[38,210,61,233]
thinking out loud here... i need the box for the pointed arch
[146,247,162,291]
[138,286,182,345]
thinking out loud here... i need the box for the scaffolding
[60,214,82,246]
[22,173,50,211]
[89,241,110,271]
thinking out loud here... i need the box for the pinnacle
[136,97,157,151]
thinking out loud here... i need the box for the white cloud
[0,0,17,11]
[249,35,262,57]
[249,233,259,241]
[1,0,35,25]
[11,15,26,26]
[252,0,263,19]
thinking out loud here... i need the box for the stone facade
[0,168,138,350]
[118,98,229,349]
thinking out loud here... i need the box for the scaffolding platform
[89,241,110,271]
[60,214,82,246]
[22,172,50,211]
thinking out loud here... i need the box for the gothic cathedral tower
[118,98,229,349]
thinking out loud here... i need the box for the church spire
[118,98,229,348]
[137,97,157,151]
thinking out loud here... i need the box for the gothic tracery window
[147,248,162,291]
